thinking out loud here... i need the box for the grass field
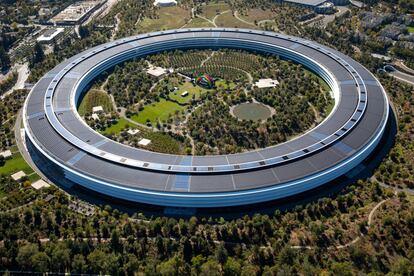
[0,152,34,176]
[168,82,206,104]
[215,80,237,90]
[131,99,185,124]
[101,118,131,135]
[184,18,215,28]
[408,26,414,33]
[200,2,231,20]
[239,8,278,23]
[215,12,257,29]
[78,89,114,116]
[139,6,191,32]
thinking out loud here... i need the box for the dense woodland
[0,89,27,151]
[0,179,413,275]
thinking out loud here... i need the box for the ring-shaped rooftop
[23,28,389,202]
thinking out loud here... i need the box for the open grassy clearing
[131,98,185,124]
[138,6,191,33]
[0,152,34,176]
[199,2,231,20]
[168,82,206,104]
[215,79,237,90]
[408,26,414,33]
[99,117,183,154]
[239,8,278,23]
[78,89,113,116]
[215,11,259,29]
[100,117,131,135]
[184,17,215,28]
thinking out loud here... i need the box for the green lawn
[215,80,237,90]
[78,89,114,116]
[408,26,414,33]
[184,18,215,28]
[139,6,191,32]
[101,117,131,135]
[131,99,185,124]
[169,82,206,104]
[200,2,230,20]
[0,152,34,176]
[215,11,258,29]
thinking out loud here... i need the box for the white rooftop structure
[138,138,151,146]
[146,66,168,77]
[127,129,140,135]
[371,53,392,61]
[92,106,104,113]
[36,28,64,42]
[0,150,12,158]
[181,91,189,97]
[91,113,100,121]
[11,171,26,181]
[153,0,177,7]
[255,79,280,88]
[50,1,101,24]
[31,179,51,190]
[284,0,327,6]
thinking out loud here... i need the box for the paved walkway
[1,63,29,100]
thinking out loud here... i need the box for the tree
[215,244,228,269]
[123,254,139,275]
[51,245,70,272]
[157,255,183,275]
[31,252,50,273]
[79,25,90,39]
[191,255,206,275]
[87,249,108,273]
[87,250,118,274]
[182,237,192,262]
[110,229,121,252]
[31,43,44,67]
[223,257,241,276]
[200,259,221,276]
[0,47,11,72]
[330,262,354,276]
[72,254,87,274]
[16,243,38,269]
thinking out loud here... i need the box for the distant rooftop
[284,0,327,6]
[153,0,177,6]
[146,66,168,77]
[36,28,64,42]
[255,78,279,88]
[0,150,12,158]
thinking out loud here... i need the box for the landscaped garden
[78,48,333,155]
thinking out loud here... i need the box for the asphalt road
[389,70,414,86]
